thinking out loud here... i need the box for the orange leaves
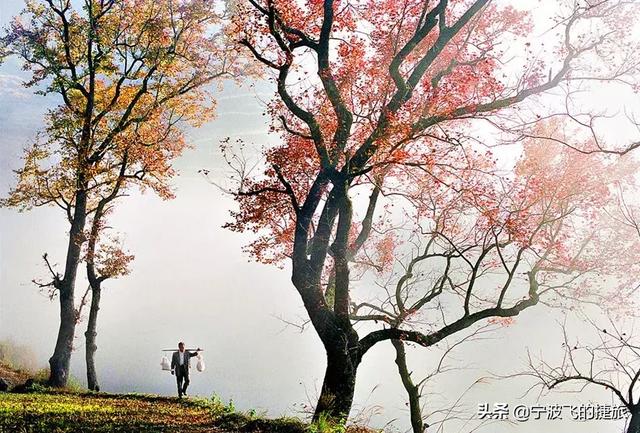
[370,231,397,273]
[94,237,135,279]
[237,0,533,166]
[480,126,640,312]
[224,136,320,264]
[3,0,243,289]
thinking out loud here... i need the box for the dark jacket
[171,350,198,373]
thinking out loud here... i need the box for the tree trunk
[48,287,77,387]
[292,182,362,423]
[85,286,101,391]
[83,171,121,393]
[392,339,425,433]
[628,411,640,433]
[48,189,88,387]
[313,345,359,422]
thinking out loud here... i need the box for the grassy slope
[0,361,375,433]
[0,390,313,433]
[0,391,316,433]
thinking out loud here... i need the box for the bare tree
[525,316,640,433]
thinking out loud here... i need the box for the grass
[0,390,219,432]
[0,360,84,393]
[0,389,373,433]
[0,363,376,433]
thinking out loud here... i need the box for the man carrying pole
[171,342,201,398]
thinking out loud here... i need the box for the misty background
[0,1,634,432]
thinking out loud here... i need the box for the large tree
[1,0,237,387]
[227,0,640,421]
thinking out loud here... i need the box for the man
[171,342,200,398]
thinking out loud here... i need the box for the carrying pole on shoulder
[161,349,204,351]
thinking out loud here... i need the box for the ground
[0,362,373,433]
[1,392,213,432]
[0,362,30,388]
[0,390,317,433]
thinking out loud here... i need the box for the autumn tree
[227,0,640,421]
[1,0,238,387]
[355,136,638,432]
[81,114,188,391]
[390,324,497,433]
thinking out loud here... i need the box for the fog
[0,1,635,432]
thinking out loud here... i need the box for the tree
[526,316,640,433]
[228,0,640,421]
[1,0,237,387]
[360,135,639,431]
[390,322,498,433]
[81,114,187,390]
[525,187,640,433]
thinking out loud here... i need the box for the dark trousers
[176,366,190,397]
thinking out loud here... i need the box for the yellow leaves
[24,0,46,16]
[0,392,218,430]
[5,0,239,238]
[95,238,135,279]
[1,140,69,211]
[65,88,86,112]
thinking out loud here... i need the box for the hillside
[0,362,30,389]
[0,363,373,433]
[0,390,314,433]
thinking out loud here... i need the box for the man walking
[171,342,200,398]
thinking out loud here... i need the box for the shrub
[308,413,347,433]
[32,368,85,391]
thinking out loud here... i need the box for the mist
[0,1,635,432]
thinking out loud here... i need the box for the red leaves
[487,317,515,327]
[228,0,640,322]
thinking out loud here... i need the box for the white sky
[0,1,638,432]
